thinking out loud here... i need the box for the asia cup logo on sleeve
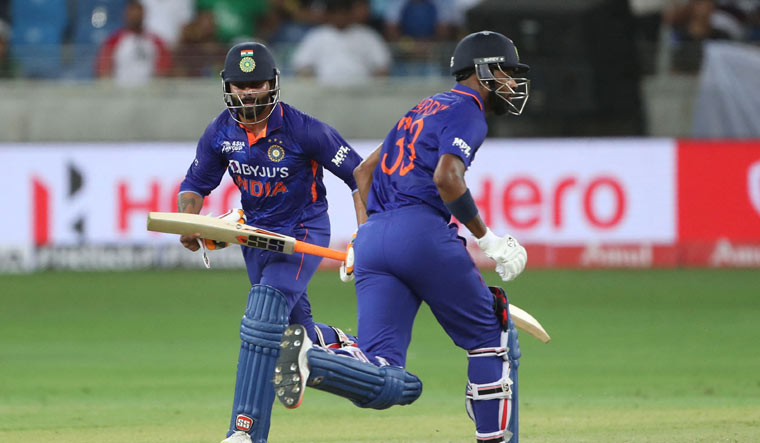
[235,414,253,431]
[748,160,760,216]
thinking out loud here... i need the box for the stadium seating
[10,0,67,78]
[69,0,127,78]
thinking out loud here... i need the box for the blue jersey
[180,102,362,229]
[367,83,487,220]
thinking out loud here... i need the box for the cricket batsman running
[273,30,530,442]
[176,42,365,442]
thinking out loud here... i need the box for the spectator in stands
[0,18,14,78]
[171,10,226,77]
[95,0,172,87]
[140,0,195,49]
[258,0,319,46]
[383,0,457,42]
[291,0,391,86]
[664,0,758,41]
[196,0,270,43]
[663,0,759,70]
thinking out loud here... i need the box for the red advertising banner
[677,139,760,241]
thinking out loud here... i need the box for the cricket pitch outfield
[1,268,758,442]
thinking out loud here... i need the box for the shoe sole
[273,324,311,409]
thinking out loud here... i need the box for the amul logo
[748,160,760,216]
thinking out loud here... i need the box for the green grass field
[1,269,759,442]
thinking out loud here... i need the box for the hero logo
[748,160,760,216]
[235,414,253,431]
[332,145,351,167]
[453,137,471,157]
[221,140,245,154]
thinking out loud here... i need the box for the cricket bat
[147,211,551,343]
[146,212,347,261]
[509,304,551,343]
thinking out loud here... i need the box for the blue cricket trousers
[353,205,502,367]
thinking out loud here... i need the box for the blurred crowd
[0,0,477,85]
[0,0,759,84]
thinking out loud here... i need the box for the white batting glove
[339,233,356,282]
[476,228,527,282]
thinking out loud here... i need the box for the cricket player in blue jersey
[273,31,530,442]
[176,42,365,443]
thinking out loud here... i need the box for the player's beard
[489,90,510,116]
[239,95,272,122]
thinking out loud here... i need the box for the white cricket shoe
[273,324,312,409]
[221,431,252,443]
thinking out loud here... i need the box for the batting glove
[339,233,356,282]
[199,209,246,250]
[476,228,527,282]
[196,209,246,269]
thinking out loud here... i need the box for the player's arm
[433,154,487,238]
[176,123,228,252]
[353,143,381,210]
[178,191,203,251]
[434,153,527,282]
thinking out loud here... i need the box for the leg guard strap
[466,377,513,401]
[313,323,357,349]
[477,430,509,442]
[307,348,422,409]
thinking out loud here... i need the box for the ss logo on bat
[247,235,286,252]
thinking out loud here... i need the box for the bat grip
[293,241,348,261]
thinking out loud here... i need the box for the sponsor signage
[2,139,759,271]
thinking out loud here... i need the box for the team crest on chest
[267,138,286,162]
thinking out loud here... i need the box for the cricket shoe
[221,431,252,443]
[273,324,311,409]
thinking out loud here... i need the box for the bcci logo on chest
[268,144,285,162]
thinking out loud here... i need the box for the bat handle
[293,241,348,261]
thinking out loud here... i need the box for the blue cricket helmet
[450,30,530,76]
[220,42,280,124]
[221,42,279,84]
[450,30,530,116]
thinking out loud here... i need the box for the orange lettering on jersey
[272,182,287,196]
[235,175,248,193]
[250,180,263,197]
[410,98,449,116]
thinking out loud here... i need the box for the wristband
[444,189,479,223]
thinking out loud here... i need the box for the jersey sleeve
[179,121,227,197]
[303,117,362,191]
[437,111,487,168]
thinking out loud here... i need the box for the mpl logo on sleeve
[453,137,472,158]
[235,414,254,431]
[331,145,351,167]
